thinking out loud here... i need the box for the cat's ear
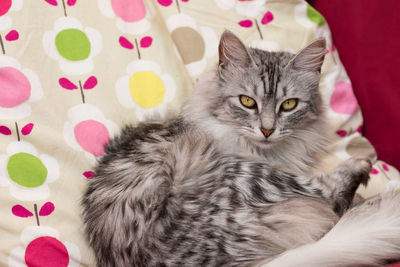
[288,39,326,72]
[218,31,252,69]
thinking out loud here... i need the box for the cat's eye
[240,95,257,109]
[281,99,298,111]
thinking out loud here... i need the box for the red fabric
[309,0,400,169]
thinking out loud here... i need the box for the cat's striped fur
[82,32,400,266]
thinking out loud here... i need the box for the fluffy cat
[82,31,400,266]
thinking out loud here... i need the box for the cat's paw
[337,157,372,186]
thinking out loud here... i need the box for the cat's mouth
[252,137,277,148]
[252,134,291,148]
[239,128,285,148]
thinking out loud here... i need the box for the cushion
[0,0,398,265]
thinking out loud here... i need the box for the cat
[82,31,400,266]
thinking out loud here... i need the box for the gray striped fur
[81,32,396,266]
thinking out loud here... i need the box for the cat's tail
[258,187,400,267]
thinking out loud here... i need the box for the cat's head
[184,31,327,163]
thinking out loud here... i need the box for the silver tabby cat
[82,32,400,266]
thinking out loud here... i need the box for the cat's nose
[261,128,274,138]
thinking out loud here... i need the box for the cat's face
[209,32,326,148]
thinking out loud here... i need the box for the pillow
[0,0,398,265]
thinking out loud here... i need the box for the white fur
[258,190,400,266]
